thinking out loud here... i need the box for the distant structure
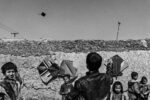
[116,21,121,41]
[11,32,19,38]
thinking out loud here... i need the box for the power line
[0,22,16,32]
[0,21,19,38]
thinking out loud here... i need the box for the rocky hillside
[0,39,149,56]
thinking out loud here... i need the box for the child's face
[142,79,147,84]
[5,69,16,80]
[133,75,138,80]
[63,77,70,83]
[115,85,121,94]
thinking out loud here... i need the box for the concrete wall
[0,51,150,99]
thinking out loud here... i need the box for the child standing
[0,62,23,100]
[128,71,140,100]
[59,74,74,100]
[108,81,128,100]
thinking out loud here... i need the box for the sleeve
[0,86,6,95]
[133,82,140,94]
[142,85,150,95]
[74,80,82,91]
[70,84,74,92]
[0,86,10,100]
[109,76,113,85]
[59,84,66,95]
[107,93,112,100]
[66,80,83,100]
[105,74,113,85]
[147,84,150,90]
[123,92,129,100]
[16,72,23,85]
[75,79,89,92]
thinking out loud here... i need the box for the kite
[40,12,46,17]
[105,55,129,79]
[37,58,77,85]
[60,60,77,77]
[37,58,60,85]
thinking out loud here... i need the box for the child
[108,81,128,100]
[139,76,150,100]
[128,71,140,100]
[59,74,74,100]
[0,62,23,100]
[67,52,113,100]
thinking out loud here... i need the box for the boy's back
[67,52,113,100]
[73,72,113,100]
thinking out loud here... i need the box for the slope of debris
[0,39,149,56]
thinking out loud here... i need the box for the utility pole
[116,21,121,41]
[11,32,19,38]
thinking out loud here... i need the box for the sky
[0,0,149,40]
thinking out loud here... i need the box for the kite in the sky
[40,12,46,17]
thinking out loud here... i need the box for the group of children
[59,71,150,100]
[104,71,150,100]
[127,72,150,100]
[0,61,149,100]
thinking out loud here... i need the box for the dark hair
[63,74,70,78]
[1,62,18,75]
[140,76,147,84]
[86,52,102,71]
[131,71,138,79]
[112,81,123,94]
[62,74,71,82]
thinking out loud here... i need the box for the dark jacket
[68,71,113,100]
[128,80,140,100]
[60,83,74,100]
[139,83,150,100]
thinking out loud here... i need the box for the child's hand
[67,88,71,93]
[140,94,144,98]
[15,72,22,84]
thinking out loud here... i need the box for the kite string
[0,21,17,33]
[115,21,121,80]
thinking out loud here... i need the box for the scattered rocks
[0,39,149,56]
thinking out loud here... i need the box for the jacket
[68,71,113,100]
[0,78,22,100]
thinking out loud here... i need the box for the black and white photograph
[0,0,150,100]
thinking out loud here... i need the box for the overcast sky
[0,0,149,40]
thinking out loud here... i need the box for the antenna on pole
[11,32,19,38]
[116,21,121,41]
